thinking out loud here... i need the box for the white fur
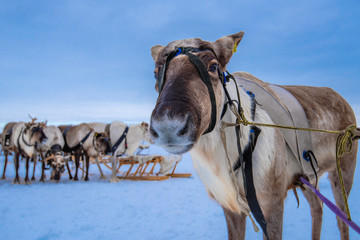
[109,121,151,182]
[190,80,279,213]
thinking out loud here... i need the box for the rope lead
[335,124,360,220]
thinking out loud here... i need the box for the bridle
[157,46,228,135]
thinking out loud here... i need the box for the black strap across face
[157,47,218,134]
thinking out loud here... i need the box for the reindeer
[1,121,17,179]
[109,121,152,183]
[149,32,358,239]
[7,118,47,184]
[35,125,66,182]
[87,122,111,179]
[59,123,110,181]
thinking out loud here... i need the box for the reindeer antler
[40,120,48,128]
[27,114,38,125]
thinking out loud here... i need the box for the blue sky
[1,0,359,127]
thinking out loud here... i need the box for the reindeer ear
[212,31,245,69]
[141,122,149,129]
[151,45,165,62]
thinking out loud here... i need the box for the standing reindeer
[59,123,110,181]
[6,118,47,184]
[149,32,358,239]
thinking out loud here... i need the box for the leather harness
[111,126,129,156]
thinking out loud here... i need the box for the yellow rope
[223,100,359,221]
[335,125,358,220]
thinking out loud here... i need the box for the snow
[1,145,360,240]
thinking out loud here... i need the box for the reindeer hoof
[13,178,21,184]
[109,177,120,183]
[74,177,79,181]
[99,175,107,180]
[24,178,31,185]
[1,175,5,180]
[31,177,35,181]
[85,177,89,181]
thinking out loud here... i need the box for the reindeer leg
[301,187,323,240]
[85,154,90,181]
[263,198,285,240]
[81,154,85,180]
[1,151,9,179]
[13,152,20,184]
[66,161,73,180]
[109,155,120,183]
[40,160,46,182]
[31,156,37,181]
[24,156,30,184]
[74,154,79,181]
[95,156,106,179]
[328,143,357,240]
[222,207,246,240]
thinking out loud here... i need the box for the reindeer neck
[125,125,144,155]
[17,124,36,158]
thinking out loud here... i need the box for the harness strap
[62,125,72,153]
[242,126,268,240]
[22,127,35,147]
[224,76,269,239]
[4,126,14,147]
[111,126,129,156]
[17,127,24,154]
[185,52,217,134]
[50,144,63,155]
[71,131,92,153]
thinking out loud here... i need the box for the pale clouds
[0,100,155,128]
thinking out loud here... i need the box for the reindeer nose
[150,113,193,145]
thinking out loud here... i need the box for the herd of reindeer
[0,117,153,184]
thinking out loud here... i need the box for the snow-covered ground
[0,145,359,240]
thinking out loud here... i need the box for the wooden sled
[99,154,191,180]
[166,160,192,178]
[99,155,169,181]
[117,156,170,181]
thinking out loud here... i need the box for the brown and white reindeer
[109,121,152,183]
[149,32,358,239]
[1,121,17,180]
[7,119,47,184]
[35,125,66,182]
[58,123,110,181]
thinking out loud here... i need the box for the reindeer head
[93,132,111,154]
[44,153,69,182]
[25,118,48,145]
[149,32,245,154]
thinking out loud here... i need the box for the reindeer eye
[208,63,218,73]
[154,68,159,79]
